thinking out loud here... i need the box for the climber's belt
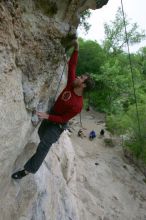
[51,122,68,130]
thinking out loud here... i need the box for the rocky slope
[71,110,146,220]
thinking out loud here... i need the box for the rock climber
[12,37,95,179]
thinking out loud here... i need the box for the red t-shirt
[48,50,83,124]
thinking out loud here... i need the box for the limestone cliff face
[0,1,108,219]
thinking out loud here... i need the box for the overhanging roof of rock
[96,0,109,9]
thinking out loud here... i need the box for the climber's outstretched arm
[67,39,79,86]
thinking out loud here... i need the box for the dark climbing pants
[24,120,66,173]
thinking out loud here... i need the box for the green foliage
[83,98,89,110]
[36,0,57,16]
[103,8,146,53]
[79,10,91,34]
[77,38,105,75]
[138,47,146,75]
[76,7,146,163]
[106,113,130,135]
[106,104,146,159]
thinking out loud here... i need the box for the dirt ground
[69,109,146,220]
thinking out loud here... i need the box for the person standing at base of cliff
[11,38,95,179]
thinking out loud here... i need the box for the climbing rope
[79,112,82,128]
[120,0,142,153]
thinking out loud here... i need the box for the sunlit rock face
[0,1,108,219]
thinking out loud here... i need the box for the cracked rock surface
[0,1,110,219]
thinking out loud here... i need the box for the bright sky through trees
[78,0,146,52]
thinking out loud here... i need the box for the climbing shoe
[11,169,28,180]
